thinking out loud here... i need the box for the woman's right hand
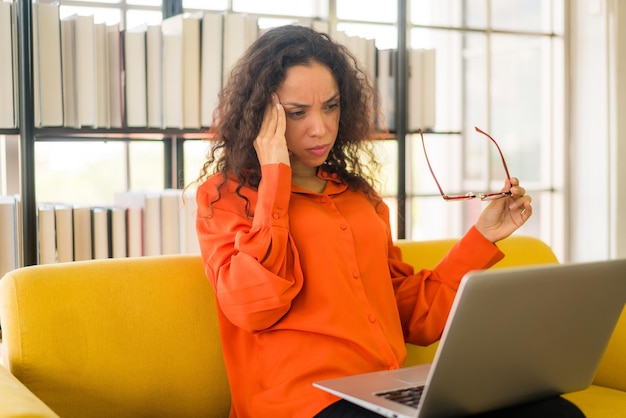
[253,93,289,166]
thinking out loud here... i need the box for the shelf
[0,129,19,135]
[33,127,213,141]
[10,0,413,266]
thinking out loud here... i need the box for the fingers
[258,94,279,141]
[506,177,526,198]
[275,99,286,140]
[504,177,533,218]
[510,183,532,222]
[254,94,289,166]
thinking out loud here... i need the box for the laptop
[314,259,626,418]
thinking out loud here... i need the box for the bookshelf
[11,0,414,266]
[12,0,213,266]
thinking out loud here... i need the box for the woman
[194,25,581,418]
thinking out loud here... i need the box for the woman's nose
[307,112,326,137]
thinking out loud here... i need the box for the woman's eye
[326,103,339,111]
[288,110,305,118]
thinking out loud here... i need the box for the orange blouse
[196,163,504,417]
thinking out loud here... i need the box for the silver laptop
[314,259,626,418]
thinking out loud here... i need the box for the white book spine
[143,194,161,256]
[124,27,148,127]
[160,189,182,255]
[38,205,56,265]
[111,207,127,258]
[55,205,74,263]
[75,15,97,127]
[95,22,110,128]
[182,15,201,129]
[146,24,163,128]
[201,12,223,127]
[162,15,184,128]
[61,17,78,128]
[107,24,124,128]
[34,3,64,127]
[0,2,16,129]
[73,206,93,261]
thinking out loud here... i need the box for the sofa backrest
[0,255,230,418]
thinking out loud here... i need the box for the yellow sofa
[0,236,624,417]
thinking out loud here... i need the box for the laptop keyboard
[375,385,425,408]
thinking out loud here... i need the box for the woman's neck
[291,165,326,193]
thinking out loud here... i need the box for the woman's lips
[307,145,329,157]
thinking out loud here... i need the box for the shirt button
[272,213,279,219]
[368,315,376,323]
[352,271,359,279]
[340,224,348,230]
[320,197,328,204]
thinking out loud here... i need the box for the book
[91,206,111,259]
[407,48,436,131]
[37,204,56,264]
[182,13,201,129]
[377,48,395,131]
[161,18,183,129]
[222,13,258,86]
[421,48,436,131]
[335,31,376,83]
[0,195,18,276]
[161,13,201,129]
[110,206,127,258]
[33,1,64,127]
[124,25,148,127]
[160,189,183,255]
[0,1,16,129]
[54,204,74,263]
[107,24,124,128]
[126,206,143,257]
[181,188,200,254]
[146,24,162,128]
[73,14,97,127]
[73,205,92,261]
[200,12,223,127]
[114,191,162,256]
[60,16,78,128]
[143,193,162,256]
[95,22,110,128]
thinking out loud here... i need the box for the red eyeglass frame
[420,126,513,201]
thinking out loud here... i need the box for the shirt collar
[291,166,348,195]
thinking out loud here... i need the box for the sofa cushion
[563,385,626,418]
[0,364,59,417]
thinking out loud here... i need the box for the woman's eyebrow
[280,93,340,108]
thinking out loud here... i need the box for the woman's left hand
[474,177,533,243]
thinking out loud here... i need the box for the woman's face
[275,61,340,173]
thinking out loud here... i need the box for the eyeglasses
[420,126,512,201]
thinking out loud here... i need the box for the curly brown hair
[195,24,382,210]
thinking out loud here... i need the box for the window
[38,0,564,251]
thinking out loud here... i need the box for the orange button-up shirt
[196,163,504,417]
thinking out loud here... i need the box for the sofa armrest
[0,365,60,417]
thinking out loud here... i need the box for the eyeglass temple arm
[419,129,448,197]
[474,126,512,181]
